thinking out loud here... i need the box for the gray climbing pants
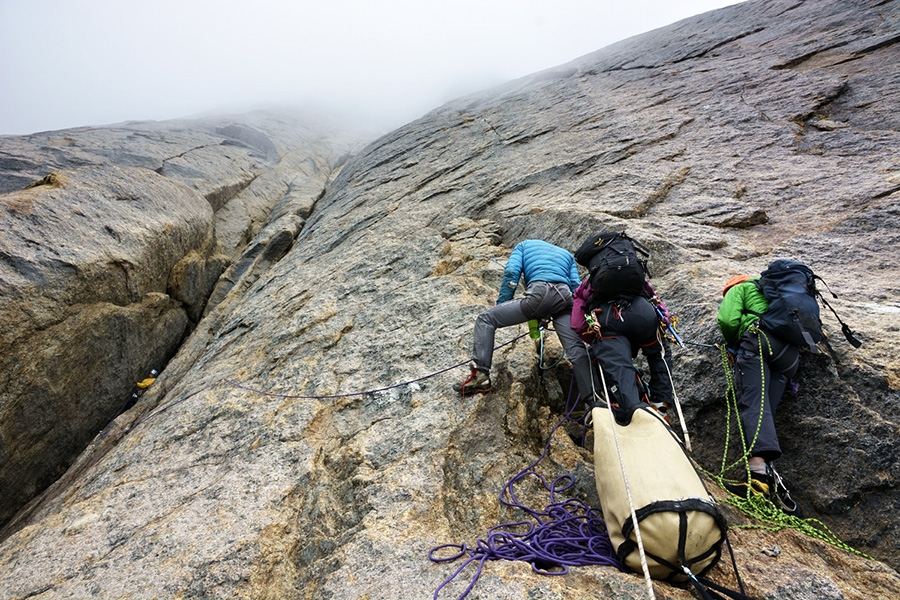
[471,281,599,401]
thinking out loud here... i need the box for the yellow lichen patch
[1,188,41,214]
[887,369,900,391]
[242,521,301,598]
[431,257,466,276]
[24,172,66,190]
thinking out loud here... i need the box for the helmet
[150,369,159,377]
[722,274,751,297]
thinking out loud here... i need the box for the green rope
[723,493,871,559]
[713,337,763,476]
[705,332,871,560]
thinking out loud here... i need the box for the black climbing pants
[589,296,673,424]
[733,327,800,461]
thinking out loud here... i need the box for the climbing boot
[725,467,804,518]
[452,366,492,394]
[724,471,774,499]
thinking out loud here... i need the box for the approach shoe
[724,471,774,499]
[452,366,492,395]
[649,401,671,424]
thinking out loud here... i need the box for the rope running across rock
[107,330,534,436]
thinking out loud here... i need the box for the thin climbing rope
[429,386,621,600]
[592,354,656,600]
[657,326,692,452]
[108,330,535,437]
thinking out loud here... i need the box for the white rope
[658,328,692,452]
[588,344,656,600]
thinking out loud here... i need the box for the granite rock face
[1,1,900,599]
[0,112,366,529]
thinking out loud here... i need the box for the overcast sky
[0,0,741,136]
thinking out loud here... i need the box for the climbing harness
[585,308,603,337]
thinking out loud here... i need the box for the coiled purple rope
[429,383,622,599]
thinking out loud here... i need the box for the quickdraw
[649,294,683,346]
[585,308,604,337]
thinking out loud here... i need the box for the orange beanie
[722,274,751,297]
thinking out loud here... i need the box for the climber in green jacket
[717,275,769,343]
[717,274,802,517]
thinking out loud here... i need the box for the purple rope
[429,383,621,600]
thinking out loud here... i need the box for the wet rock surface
[1,1,899,598]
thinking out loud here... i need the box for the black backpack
[753,259,862,353]
[574,232,650,304]
[753,260,823,352]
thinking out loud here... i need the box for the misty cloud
[0,0,740,135]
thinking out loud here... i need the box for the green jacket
[717,279,769,344]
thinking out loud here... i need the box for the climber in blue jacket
[453,239,599,399]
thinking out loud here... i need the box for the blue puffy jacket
[496,240,581,303]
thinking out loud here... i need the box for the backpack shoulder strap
[815,289,863,348]
[625,234,651,258]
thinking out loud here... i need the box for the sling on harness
[646,281,683,347]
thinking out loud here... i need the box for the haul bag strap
[693,576,757,600]
[617,498,727,579]
[621,498,727,541]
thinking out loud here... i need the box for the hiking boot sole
[453,385,493,395]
